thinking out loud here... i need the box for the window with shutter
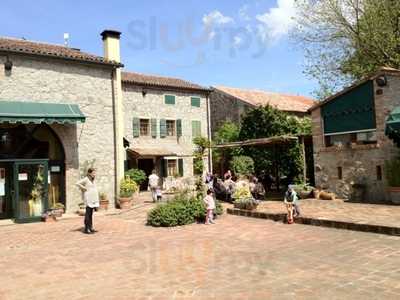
[176,119,182,137]
[132,118,140,137]
[165,95,176,105]
[192,120,201,137]
[151,118,157,138]
[178,159,184,177]
[191,97,200,107]
[160,119,167,138]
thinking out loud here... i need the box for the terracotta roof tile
[122,71,209,92]
[214,86,315,113]
[0,36,120,66]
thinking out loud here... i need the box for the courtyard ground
[0,194,399,300]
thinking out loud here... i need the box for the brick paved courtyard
[0,202,400,300]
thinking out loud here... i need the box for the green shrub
[385,157,400,187]
[230,156,254,176]
[147,191,223,227]
[125,168,147,185]
[233,198,259,210]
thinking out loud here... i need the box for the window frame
[190,96,201,108]
[164,94,176,105]
[166,119,176,137]
[139,118,150,136]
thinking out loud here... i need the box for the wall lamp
[376,75,387,87]
[4,55,13,72]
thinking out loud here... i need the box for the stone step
[227,208,400,236]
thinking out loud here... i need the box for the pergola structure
[213,135,310,184]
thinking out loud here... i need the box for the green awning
[385,106,400,147]
[0,101,86,124]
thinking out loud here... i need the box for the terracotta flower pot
[99,199,109,211]
[119,197,132,209]
[42,215,57,223]
[52,209,63,218]
[388,187,400,204]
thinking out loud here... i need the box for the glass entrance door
[0,163,12,219]
[13,160,48,222]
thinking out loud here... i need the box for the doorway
[0,123,64,221]
[137,159,154,191]
[0,159,48,222]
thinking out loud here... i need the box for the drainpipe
[206,90,213,173]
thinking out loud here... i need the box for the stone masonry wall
[122,85,209,179]
[312,74,400,202]
[209,89,252,137]
[0,55,116,212]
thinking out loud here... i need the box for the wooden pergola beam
[212,135,298,149]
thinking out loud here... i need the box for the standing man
[148,170,159,202]
[76,168,99,234]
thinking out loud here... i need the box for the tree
[193,136,211,175]
[239,106,311,186]
[293,0,400,98]
[212,121,241,174]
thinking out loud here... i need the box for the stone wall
[209,89,252,136]
[312,74,400,202]
[0,55,116,212]
[122,85,210,179]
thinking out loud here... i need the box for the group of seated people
[206,170,266,202]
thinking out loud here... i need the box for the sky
[0,0,318,97]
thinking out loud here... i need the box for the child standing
[284,185,300,224]
[203,189,216,225]
[156,187,162,202]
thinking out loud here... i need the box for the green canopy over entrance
[0,101,86,124]
[385,106,400,147]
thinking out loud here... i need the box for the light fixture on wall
[376,75,387,87]
[4,56,13,72]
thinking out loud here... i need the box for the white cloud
[202,10,234,40]
[239,5,251,21]
[256,0,298,43]
[203,10,234,27]
[233,36,243,47]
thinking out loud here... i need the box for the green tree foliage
[230,156,255,176]
[293,0,400,98]
[239,106,311,184]
[193,136,211,175]
[213,121,241,174]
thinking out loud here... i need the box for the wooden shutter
[151,118,157,138]
[178,159,184,177]
[192,120,201,137]
[176,119,182,137]
[132,118,140,137]
[191,97,200,107]
[160,119,167,138]
[160,159,167,177]
[165,95,175,105]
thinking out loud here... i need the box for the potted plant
[51,203,65,218]
[41,210,57,222]
[99,192,109,211]
[119,176,138,209]
[385,155,400,204]
[77,202,85,216]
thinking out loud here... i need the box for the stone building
[121,72,211,190]
[210,86,315,136]
[0,31,125,221]
[310,67,400,202]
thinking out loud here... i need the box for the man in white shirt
[148,170,159,202]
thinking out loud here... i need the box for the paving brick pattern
[0,197,399,299]
[256,200,400,229]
